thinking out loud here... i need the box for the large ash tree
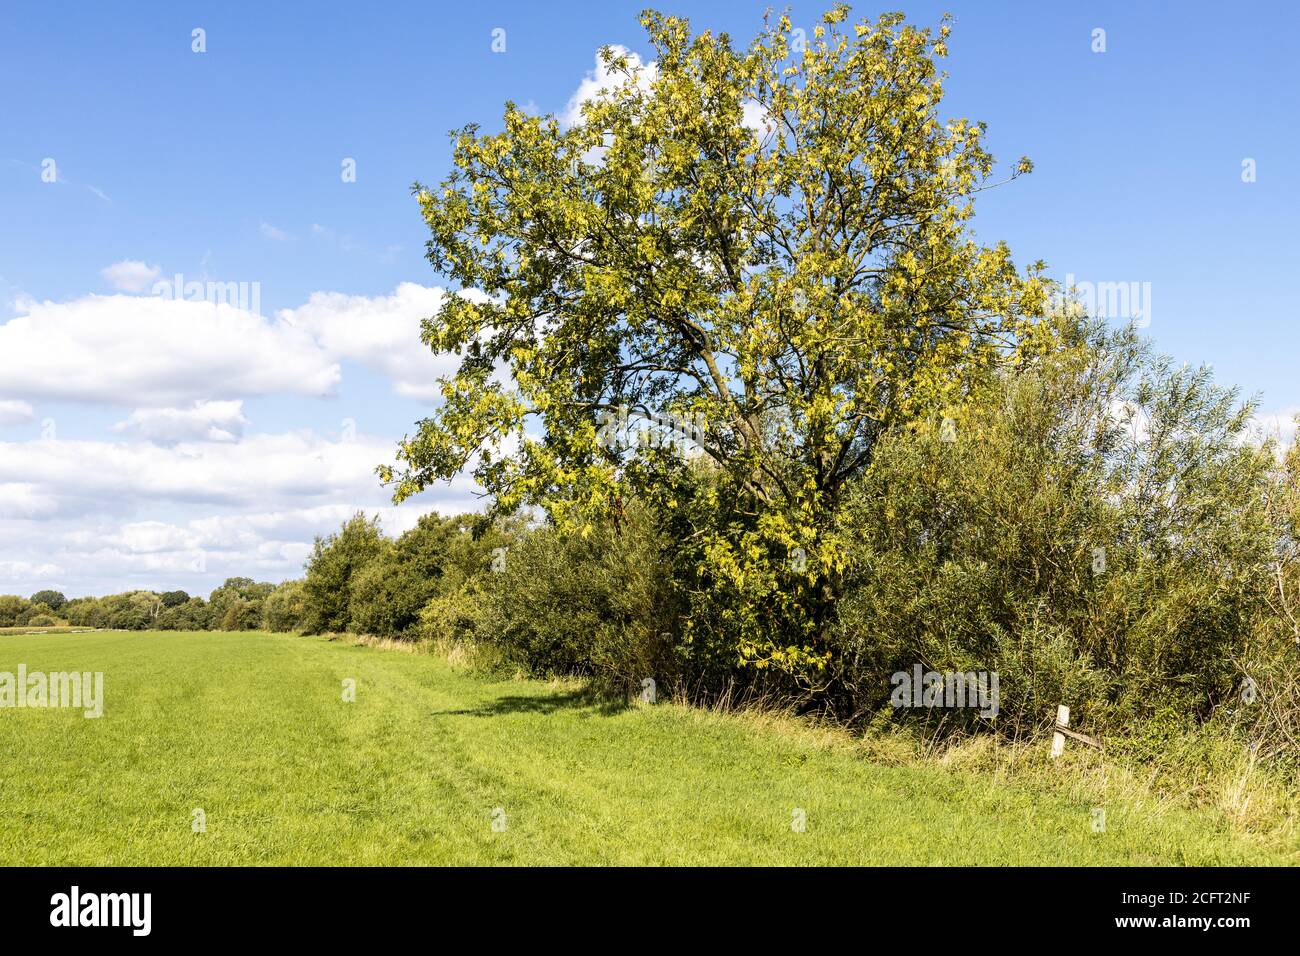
[384,5,1048,677]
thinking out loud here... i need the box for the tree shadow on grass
[432,689,628,719]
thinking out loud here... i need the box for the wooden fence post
[1051,704,1070,759]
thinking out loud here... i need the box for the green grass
[0,630,1289,865]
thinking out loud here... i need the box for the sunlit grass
[0,630,1288,865]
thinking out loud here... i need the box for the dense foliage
[363,3,1297,759]
[382,5,1048,677]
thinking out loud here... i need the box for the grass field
[0,630,1290,865]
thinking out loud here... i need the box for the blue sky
[1,0,1296,597]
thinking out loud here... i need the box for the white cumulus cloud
[0,400,35,425]
[0,559,62,581]
[0,293,340,406]
[111,400,249,444]
[100,259,162,293]
[562,44,767,139]
[563,45,659,127]
[0,428,482,595]
[278,282,460,401]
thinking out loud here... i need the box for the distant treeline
[0,580,294,633]
[0,511,511,638]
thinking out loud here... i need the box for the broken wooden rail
[1050,704,1103,758]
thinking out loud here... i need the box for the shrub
[413,516,521,644]
[467,501,683,694]
[263,581,306,633]
[832,315,1280,736]
[0,595,32,627]
[157,597,210,631]
[1228,428,1300,775]
[347,513,485,638]
[17,602,57,625]
[300,513,386,634]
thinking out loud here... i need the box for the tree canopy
[385,5,1049,673]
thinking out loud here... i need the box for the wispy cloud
[260,220,294,242]
[6,157,112,202]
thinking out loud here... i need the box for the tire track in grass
[284,637,559,864]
